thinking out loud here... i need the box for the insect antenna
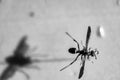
[65,32,80,50]
[17,69,30,80]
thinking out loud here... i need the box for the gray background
[0,0,120,80]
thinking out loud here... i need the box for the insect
[60,26,99,79]
[0,35,40,80]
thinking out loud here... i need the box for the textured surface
[0,0,120,80]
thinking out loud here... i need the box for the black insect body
[6,53,31,67]
[0,36,40,80]
[60,26,99,79]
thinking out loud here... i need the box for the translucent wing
[85,26,91,50]
[14,35,28,56]
[78,60,85,79]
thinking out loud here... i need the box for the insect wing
[78,60,85,79]
[14,35,28,56]
[85,26,91,50]
[0,65,17,80]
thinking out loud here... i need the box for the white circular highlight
[97,26,105,38]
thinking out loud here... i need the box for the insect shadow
[0,35,41,80]
[60,26,99,79]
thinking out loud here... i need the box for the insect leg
[87,54,90,60]
[81,55,84,61]
[60,54,81,71]
[94,49,99,59]
[18,69,30,80]
[94,54,97,59]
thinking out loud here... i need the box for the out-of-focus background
[0,0,120,80]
